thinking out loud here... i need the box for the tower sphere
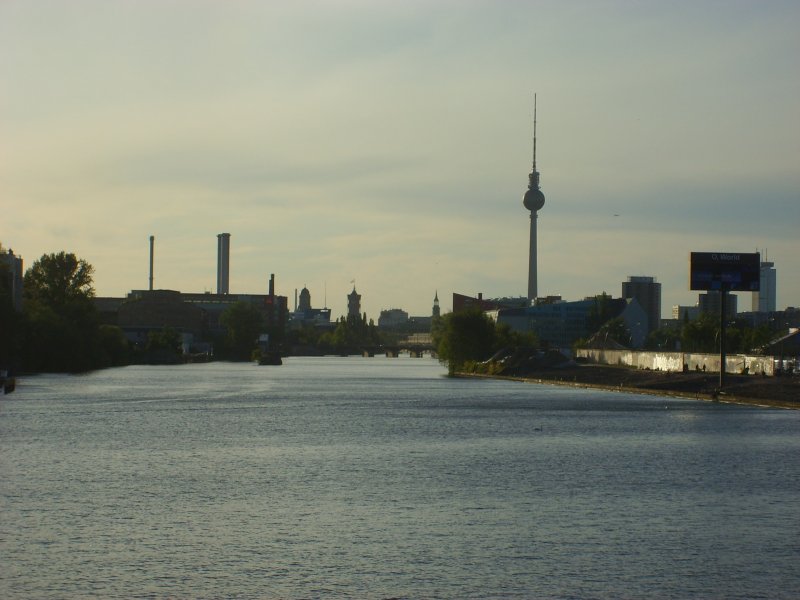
[523,188,545,211]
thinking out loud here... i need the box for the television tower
[522,94,545,303]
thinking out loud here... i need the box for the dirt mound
[489,348,575,375]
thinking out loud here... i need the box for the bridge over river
[361,333,436,358]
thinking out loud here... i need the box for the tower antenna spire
[532,93,537,171]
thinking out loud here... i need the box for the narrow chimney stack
[216,233,231,295]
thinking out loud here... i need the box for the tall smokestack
[217,233,230,295]
[148,235,154,291]
[269,273,275,297]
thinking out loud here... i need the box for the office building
[752,261,777,312]
[496,296,648,350]
[699,291,737,318]
[378,308,409,329]
[622,276,662,334]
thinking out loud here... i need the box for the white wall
[577,349,775,376]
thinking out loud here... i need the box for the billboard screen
[690,252,760,291]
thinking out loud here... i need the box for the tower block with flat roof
[622,276,662,334]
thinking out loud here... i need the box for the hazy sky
[2,0,798,320]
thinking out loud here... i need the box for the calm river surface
[1,357,799,599]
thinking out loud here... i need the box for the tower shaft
[527,212,538,300]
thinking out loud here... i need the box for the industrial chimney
[148,235,155,291]
[217,233,231,295]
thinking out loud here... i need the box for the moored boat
[257,352,282,366]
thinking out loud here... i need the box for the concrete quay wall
[577,349,775,376]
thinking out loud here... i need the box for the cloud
[2,0,799,319]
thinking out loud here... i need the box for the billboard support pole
[719,290,726,390]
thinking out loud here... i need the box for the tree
[24,252,94,311]
[22,251,101,372]
[586,292,615,333]
[96,324,130,367]
[0,242,21,368]
[220,301,264,360]
[433,308,497,375]
[644,326,682,351]
[494,322,539,351]
[318,313,382,355]
[742,324,774,354]
[143,327,183,364]
[680,312,719,353]
[597,317,632,348]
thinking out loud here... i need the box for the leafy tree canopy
[318,313,382,354]
[17,251,105,372]
[433,308,498,374]
[597,317,632,348]
[24,251,94,311]
[220,301,265,360]
[586,292,615,333]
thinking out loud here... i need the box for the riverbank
[457,364,800,409]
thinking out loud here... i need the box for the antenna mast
[527,93,541,191]
[532,93,537,171]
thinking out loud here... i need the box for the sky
[2,0,798,321]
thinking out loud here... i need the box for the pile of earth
[486,347,578,373]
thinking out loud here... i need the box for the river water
[1,357,798,599]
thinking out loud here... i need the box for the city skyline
[2,1,798,320]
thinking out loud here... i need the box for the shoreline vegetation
[455,364,800,410]
[431,307,797,410]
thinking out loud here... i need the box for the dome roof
[523,189,545,211]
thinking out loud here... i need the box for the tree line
[0,248,281,372]
[644,312,774,354]
[0,247,404,373]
